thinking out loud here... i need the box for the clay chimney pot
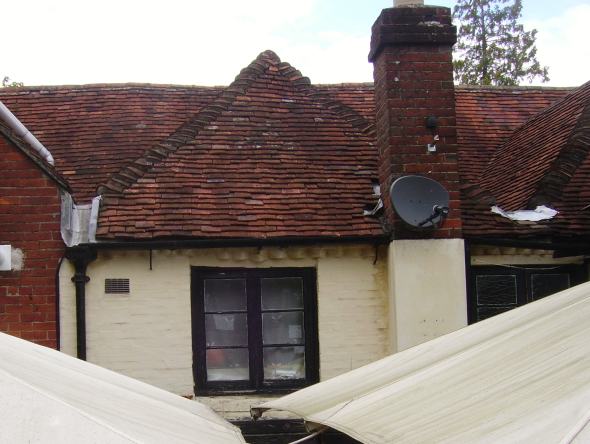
[394,0,425,6]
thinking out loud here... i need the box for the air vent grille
[105,278,130,294]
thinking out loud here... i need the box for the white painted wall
[59,260,77,357]
[58,240,587,420]
[59,244,389,419]
[388,239,468,352]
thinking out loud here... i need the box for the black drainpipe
[65,246,97,361]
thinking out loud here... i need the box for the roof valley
[532,101,590,208]
[478,82,590,211]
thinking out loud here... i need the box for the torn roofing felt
[95,51,383,240]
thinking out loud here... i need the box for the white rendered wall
[59,244,389,419]
[388,239,467,352]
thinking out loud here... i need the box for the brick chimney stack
[369,4,462,239]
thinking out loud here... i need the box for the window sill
[195,386,309,397]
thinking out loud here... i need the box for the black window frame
[191,267,319,395]
[468,263,587,324]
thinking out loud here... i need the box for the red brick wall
[370,6,462,239]
[0,134,64,348]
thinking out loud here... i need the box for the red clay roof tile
[462,83,590,239]
[0,84,222,202]
[455,86,572,185]
[0,54,581,242]
[95,51,382,240]
[480,82,590,211]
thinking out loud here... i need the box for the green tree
[453,0,549,85]
[2,76,23,87]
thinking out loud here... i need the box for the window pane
[206,348,249,381]
[476,275,517,306]
[263,346,305,380]
[205,314,248,346]
[204,279,246,312]
[261,277,303,310]
[531,273,570,300]
[262,312,304,345]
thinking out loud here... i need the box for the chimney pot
[394,0,424,6]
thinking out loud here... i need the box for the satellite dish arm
[418,205,449,227]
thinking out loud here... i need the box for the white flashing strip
[491,205,558,222]
[88,195,102,243]
[61,193,102,246]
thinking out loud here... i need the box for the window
[191,267,318,394]
[468,264,586,323]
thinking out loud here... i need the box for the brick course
[0,134,64,348]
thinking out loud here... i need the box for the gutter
[467,236,590,253]
[77,234,390,251]
[0,100,54,165]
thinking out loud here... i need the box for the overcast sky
[3,0,589,87]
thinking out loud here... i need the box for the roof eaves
[83,233,390,250]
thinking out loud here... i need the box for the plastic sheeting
[0,332,246,444]
[254,282,590,443]
[491,204,558,222]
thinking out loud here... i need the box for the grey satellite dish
[390,175,450,229]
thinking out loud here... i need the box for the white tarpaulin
[254,282,590,443]
[0,332,246,444]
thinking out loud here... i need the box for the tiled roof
[454,86,574,239]
[0,84,222,201]
[96,51,382,240]
[455,86,572,184]
[460,82,590,239]
[313,83,376,123]
[546,84,590,240]
[0,57,581,242]
[480,82,590,211]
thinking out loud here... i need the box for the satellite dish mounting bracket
[418,205,449,227]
